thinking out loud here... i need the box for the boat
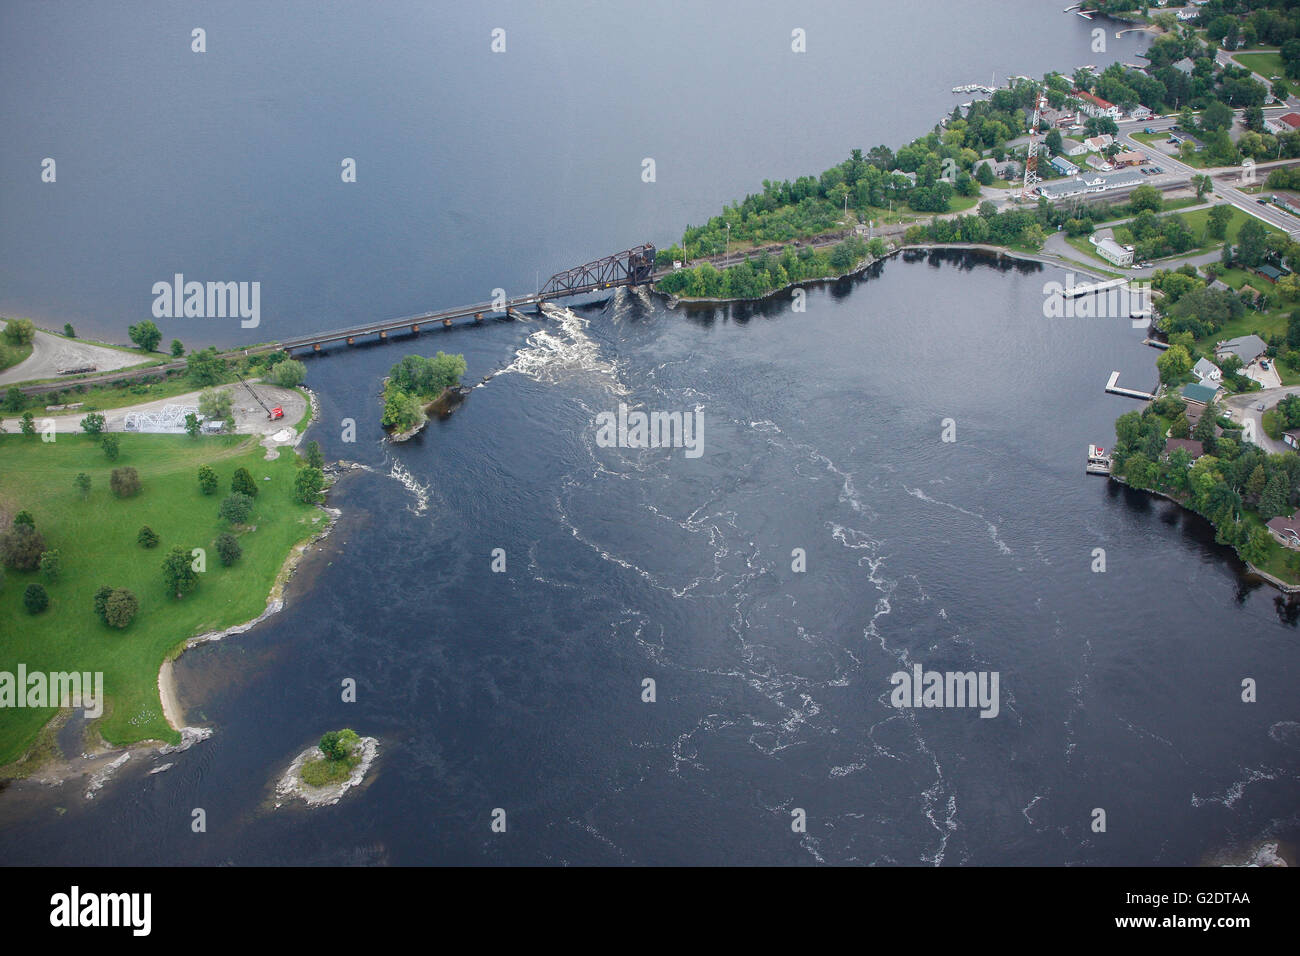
[1086,444,1112,476]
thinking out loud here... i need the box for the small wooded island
[274,728,378,808]
[381,351,469,440]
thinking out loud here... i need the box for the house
[1035,168,1144,201]
[1207,278,1233,294]
[1239,284,1264,308]
[1266,509,1300,549]
[1063,138,1089,157]
[892,170,918,186]
[1075,90,1120,119]
[1163,438,1204,460]
[1112,150,1146,167]
[1254,263,1285,283]
[1192,357,1222,382]
[1215,334,1267,365]
[1049,156,1079,176]
[1175,11,1197,22]
[1171,57,1196,74]
[1083,134,1114,151]
[1085,153,1112,171]
[1095,237,1134,266]
[1264,113,1300,135]
[1181,381,1220,406]
[1285,429,1300,451]
[1129,105,1154,121]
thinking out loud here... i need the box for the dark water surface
[1,3,1296,865]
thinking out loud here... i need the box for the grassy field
[0,432,325,768]
[1234,51,1286,81]
[10,368,247,417]
[0,341,34,374]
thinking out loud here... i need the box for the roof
[1215,334,1267,363]
[1084,134,1114,148]
[1096,237,1132,258]
[1267,509,1300,542]
[1172,57,1195,74]
[1164,438,1204,458]
[1278,113,1300,130]
[1192,357,1220,379]
[1113,151,1145,163]
[1075,89,1115,109]
[1181,382,1219,405]
[1255,263,1284,281]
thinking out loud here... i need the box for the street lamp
[725,222,730,256]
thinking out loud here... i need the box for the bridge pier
[412,324,420,333]
[474,312,483,322]
[313,343,320,352]
[379,330,387,340]
[346,336,354,345]
[443,318,452,327]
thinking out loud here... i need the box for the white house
[1192,357,1222,383]
[1129,105,1153,121]
[1264,112,1300,135]
[1075,90,1120,119]
[1063,138,1089,157]
[1095,237,1134,267]
[1083,134,1114,151]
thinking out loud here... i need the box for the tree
[75,473,91,498]
[13,511,34,530]
[4,386,25,412]
[1239,527,1272,566]
[23,583,49,615]
[1200,100,1233,133]
[319,729,359,761]
[104,588,139,628]
[198,388,233,426]
[1236,219,1269,268]
[79,412,106,436]
[38,549,61,582]
[1,523,45,571]
[1157,344,1192,383]
[161,546,199,598]
[170,339,185,358]
[382,388,422,432]
[93,585,115,623]
[2,318,35,347]
[218,492,254,524]
[184,412,200,438]
[267,359,306,388]
[1192,174,1212,200]
[215,531,241,567]
[128,319,162,352]
[1129,185,1164,213]
[975,163,994,186]
[303,440,324,470]
[1259,472,1290,520]
[186,347,226,386]
[137,526,160,548]
[110,466,140,498]
[231,466,258,498]
[63,324,76,338]
[1207,204,1233,240]
[101,434,120,460]
[294,467,325,504]
[197,464,219,495]
[20,413,35,436]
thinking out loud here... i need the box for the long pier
[1061,277,1129,298]
[1105,370,1157,400]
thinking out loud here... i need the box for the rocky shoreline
[273,736,380,808]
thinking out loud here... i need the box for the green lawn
[0,341,34,374]
[1234,51,1286,81]
[12,369,246,417]
[0,433,325,769]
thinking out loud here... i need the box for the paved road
[0,320,150,386]
[1222,384,1300,454]
[7,382,306,440]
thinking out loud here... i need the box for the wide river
[1,1,1295,865]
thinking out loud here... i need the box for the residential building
[1163,438,1204,460]
[1083,134,1114,151]
[1112,150,1146,167]
[1129,105,1153,121]
[1171,57,1196,74]
[1181,381,1220,406]
[1085,153,1112,171]
[1063,138,1089,157]
[1214,334,1267,365]
[1264,112,1300,136]
[1192,357,1221,383]
[1049,156,1079,176]
[1285,430,1300,451]
[1266,509,1300,549]
[1095,237,1134,266]
[1075,90,1120,119]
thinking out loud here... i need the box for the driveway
[1222,384,1300,453]
[0,320,153,386]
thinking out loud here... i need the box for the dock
[1105,370,1157,400]
[1086,443,1112,476]
[1061,277,1129,298]
[1142,338,1169,350]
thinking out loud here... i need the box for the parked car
[1256,402,1266,411]
[1143,127,1156,134]
[1258,198,1271,204]
[1261,360,1271,370]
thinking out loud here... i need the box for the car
[1256,402,1266,411]
[1152,166,1163,173]
[1258,198,1271,204]
[1143,127,1156,134]
[1261,360,1271,370]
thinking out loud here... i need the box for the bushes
[110,466,141,498]
[1,523,46,571]
[231,466,258,498]
[92,584,139,628]
[137,526,160,548]
[266,359,306,388]
[2,318,35,347]
[160,546,199,599]
[218,492,254,524]
[101,434,120,460]
[294,467,324,504]
[215,531,242,567]
[23,583,48,614]
[197,464,218,495]
[38,549,61,582]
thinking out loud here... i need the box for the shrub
[38,549,61,582]
[267,359,306,388]
[101,434,120,460]
[294,467,324,504]
[1,524,46,571]
[110,466,140,498]
[319,729,360,761]
[161,546,198,598]
[23,583,48,614]
[215,531,242,567]
[75,473,91,498]
[79,412,106,435]
[13,511,35,529]
[231,466,258,498]
[2,318,35,346]
[198,464,218,495]
[303,440,324,470]
[137,526,160,548]
[218,492,254,524]
[93,585,115,623]
[104,589,139,628]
